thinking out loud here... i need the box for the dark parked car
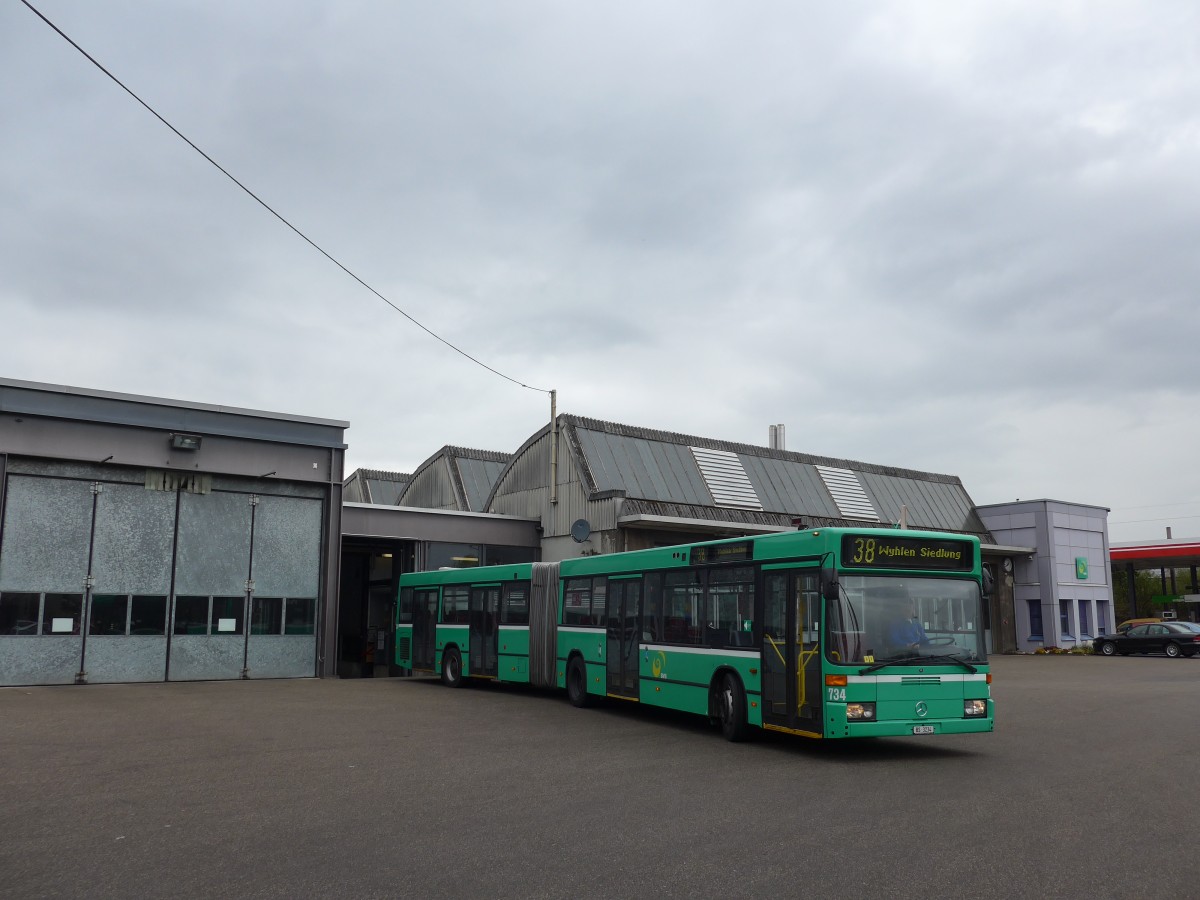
[1094,622,1200,658]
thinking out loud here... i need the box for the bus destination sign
[690,540,754,566]
[840,534,973,571]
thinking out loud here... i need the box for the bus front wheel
[566,656,592,708]
[441,648,465,688]
[717,673,748,742]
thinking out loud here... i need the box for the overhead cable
[19,0,551,394]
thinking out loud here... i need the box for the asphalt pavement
[2,653,1197,899]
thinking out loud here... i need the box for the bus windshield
[827,575,986,665]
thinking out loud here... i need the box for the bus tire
[716,672,748,742]
[566,655,592,708]
[441,647,465,688]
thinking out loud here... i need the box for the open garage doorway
[338,539,413,678]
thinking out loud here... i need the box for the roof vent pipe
[769,424,786,450]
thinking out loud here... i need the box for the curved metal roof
[342,468,411,505]
[397,446,511,512]
[492,414,988,536]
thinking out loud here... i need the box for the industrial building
[0,378,344,685]
[0,377,1113,685]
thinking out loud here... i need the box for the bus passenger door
[469,586,499,678]
[761,570,823,735]
[411,589,438,672]
[605,578,641,699]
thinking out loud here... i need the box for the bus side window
[501,584,529,625]
[443,587,469,625]
[563,578,591,626]
[643,573,663,641]
[591,578,607,628]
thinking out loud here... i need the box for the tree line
[1109,565,1199,622]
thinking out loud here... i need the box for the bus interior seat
[665,617,688,643]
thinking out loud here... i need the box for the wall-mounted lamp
[170,433,202,451]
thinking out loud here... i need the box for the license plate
[912,725,935,735]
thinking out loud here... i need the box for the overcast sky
[3,1,1198,542]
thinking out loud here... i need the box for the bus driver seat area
[867,584,913,659]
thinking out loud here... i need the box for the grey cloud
[5,1,1200,543]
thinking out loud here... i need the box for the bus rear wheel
[441,648,465,688]
[566,656,592,707]
[717,673,748,742]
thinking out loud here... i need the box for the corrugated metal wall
[488,429,619,538]
[399,458,460,511]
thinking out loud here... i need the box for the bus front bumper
[841,717,994,738]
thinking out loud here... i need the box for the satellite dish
[570,519,592,543]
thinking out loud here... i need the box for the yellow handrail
[765,634,788,666]
[796,646,818,714]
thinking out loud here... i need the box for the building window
[1027,600,1043,640]
[1097,600,1109,636]
[426,542,536,570]
[285,598,316,635]
[211,596,245,635]
[427,542,483,570]
[251,597,284,635]
[1078,599,1091,638]
[484,545,537,566]
[89,595,129,635]
[174,596,209,635]
[131,596,167,635]
[0,592,40,635]
[42,594,83,635]
[1059,600,1072,638]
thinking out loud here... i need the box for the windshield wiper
[859,654,977,675]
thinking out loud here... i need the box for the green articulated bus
[395,527,994,741]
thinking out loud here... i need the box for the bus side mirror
[982,568,994,599]
[820,568,839,601]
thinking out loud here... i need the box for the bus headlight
[964,700,987,717]
[846,702,876,720]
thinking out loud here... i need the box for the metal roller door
[245,495,321,679]
[0,475,94,685]
[169,490,253,681]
